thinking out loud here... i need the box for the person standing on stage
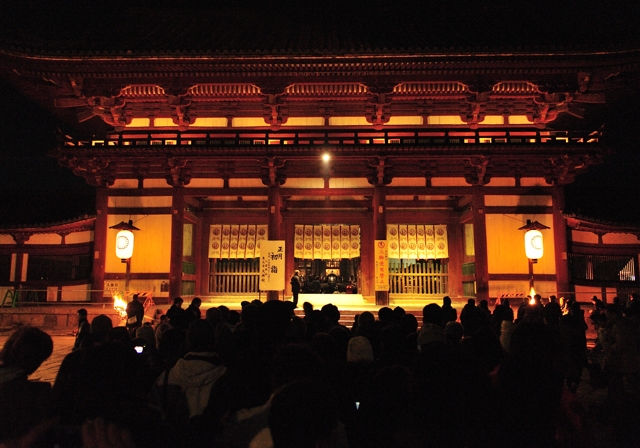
[290,270,301,308]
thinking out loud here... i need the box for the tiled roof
[1,1,639,56]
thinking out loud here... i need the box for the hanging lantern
[109,220,140,260]
[524,229,543,260]
[518,219,549,261]
[116,230,134,259]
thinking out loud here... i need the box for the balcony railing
[62,129,601,149]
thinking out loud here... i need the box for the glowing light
[115,230,134,259]
[322,153,331,162]
[113,292,128,319]
[529,287,536,305]
[524,229,543,259]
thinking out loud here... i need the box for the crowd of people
[2,293,640,447]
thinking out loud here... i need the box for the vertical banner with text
[259,240,285,291]
[374,240,389,291]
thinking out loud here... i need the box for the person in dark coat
[73,308,91,351]
[126,294,144,338]
[167,297,187,329]
[290,270,301,308]
[185,297,202,326]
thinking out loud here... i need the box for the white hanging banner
[340,225,350,260]
[294,225,304,259]
[435,225,449,258]
[221,225,231,259]
[425,225,436,259]
[322,225,332,260]
[399,225,409,259]
[303,225,314,259]
[246,225,257,259]
[387,224,399,258]
[313,226,323,259]
[238,225,248,259]
[331,225,341,259]
[255,225,268,258]
[417,225,427,259]
[259,240,285,291]
[349,225,361,259]
[229,225,239,259]
[208,225,222,258]
[408,225,418,259]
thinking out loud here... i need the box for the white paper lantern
[115,230,134,259]
[524,229,543,260]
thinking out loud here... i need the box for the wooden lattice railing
[389,259,448,296]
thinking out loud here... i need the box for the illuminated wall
[106,214,172,273]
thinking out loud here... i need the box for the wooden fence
[208,259,260,295]
[389,259,448,296]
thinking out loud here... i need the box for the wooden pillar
[169,187,185,300]
[91,188,108,302]
[471,189,489,302]
[267,185,282,301]
[447,221,464,298]
[552,187,570,298]
[373,184,388,306]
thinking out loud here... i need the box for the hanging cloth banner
[303,225,314,259]
[221,225,231,259]
[399,225,409,259]
[387,224,400,259]
[229,225,239,259]
[408,225,418,259]
[322,225,332,260]
[417,225,427,259]
[425,226,436,259]
[349,226,361,259]
[313,226,323,259]
[256,225,268,258]
[341,226,350,260]
[246,225,257,259]
[435,225,449,258]
[294,225,304,259]
[238,225,248,259]
[331,225,341,259]
[208,225,222,258]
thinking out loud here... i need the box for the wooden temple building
[1,2,639,308]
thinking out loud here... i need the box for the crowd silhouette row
[2,293,640,447]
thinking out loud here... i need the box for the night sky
[0,1,639,227]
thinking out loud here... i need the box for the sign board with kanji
[374,240,389,291]
[259,240,285,291]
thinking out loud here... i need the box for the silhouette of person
[126,294,144,338]
[290,270,301,308]
[73,308,91,351]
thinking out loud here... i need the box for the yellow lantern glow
[116,229,134,259]
[524,229,543,260]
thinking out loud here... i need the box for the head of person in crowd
[0,326,53,377]
[422,303,444,327]
[90,314,114,342]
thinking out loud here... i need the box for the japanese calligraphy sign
[259,240,285,291]
[374,240,389,291]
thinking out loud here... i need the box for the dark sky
[0,78,96,226]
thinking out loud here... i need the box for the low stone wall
[0,305,122,334]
